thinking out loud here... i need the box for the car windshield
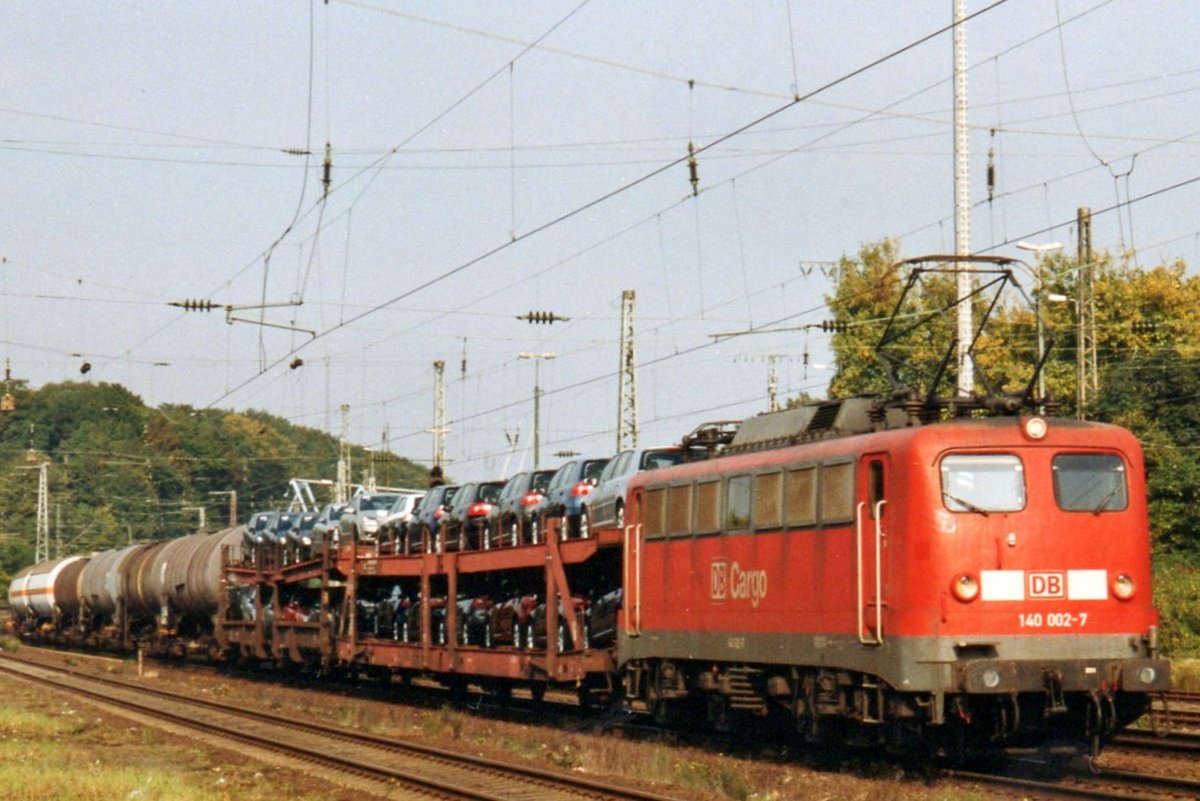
[641,449,685,470]
[442,486,459,504]
[531,470,555,492]
[582,460,608,482]
[940,454,1026,513]
[359,495,399,511]
[1053,453,1128,512]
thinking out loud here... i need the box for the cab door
[856,454,888,645]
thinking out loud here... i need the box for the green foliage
[0,381,427,595]
[1151,554,1200,657]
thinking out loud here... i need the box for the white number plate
[1019,612,1088,628]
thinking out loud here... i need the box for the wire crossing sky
[3,1,1199,481]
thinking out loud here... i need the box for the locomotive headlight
[1138,666,1157,685]
[951,574,980,602]
[982,668,1002,689]
[1022,416,1048,440]
[1112,573,1136,600]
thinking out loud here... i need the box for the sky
[3,1,1199,484]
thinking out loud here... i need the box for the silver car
[588,446,688,530]
[338,492,401,542]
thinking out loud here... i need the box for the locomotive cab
[902,416,1169,754]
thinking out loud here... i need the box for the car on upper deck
[587,446,689,531]
[439,480,505,550]
[537,456,610,538]
[338,492,402,543]
[406,484,460,552]
[494,469,556,545]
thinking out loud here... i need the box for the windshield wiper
[1092,484,1123,514]
[943,492,990,516]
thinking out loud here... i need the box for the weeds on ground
[420,705,466,740]
[0,687,327,801]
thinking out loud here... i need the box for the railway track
[948,765,1200,801]
[0,652,684,801]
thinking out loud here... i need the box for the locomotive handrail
[856,501,886,646]
[635,524,643,635]
[622,524,642,637]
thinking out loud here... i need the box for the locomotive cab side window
[666,484,693,535]
[867,460,885,519]
[820,462,855,524]
[695,479,721,534]
[784,465,817,526]
[753,471,782,530]
[940,454,1026,513]
[1052,453,1128,512]
[643,487,667,538]
[726,475,752,531]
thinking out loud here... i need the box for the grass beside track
[0,682,330,801]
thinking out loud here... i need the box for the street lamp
[1016,241,1064,403]
[517,352,556,469]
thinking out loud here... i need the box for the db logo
[1028,571,1065,599]
[710,560,728,602]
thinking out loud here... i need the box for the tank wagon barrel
[7,556,87,626]
[79,544,145,618]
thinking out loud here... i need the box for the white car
[338,492,402,542]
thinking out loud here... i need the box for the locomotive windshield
[940,454,1026,513]
[1052,453,1128,512]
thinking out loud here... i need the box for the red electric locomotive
[619,398,1168,756]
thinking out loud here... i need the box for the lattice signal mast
[36,461,49,563]
[335,404,351,504]
[1076,207,1098,419]
[430,360,447,470]
[617,290,638,451]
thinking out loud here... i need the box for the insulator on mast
[987,129,996,203]
[687,141,699,197]
[322,142,332,198]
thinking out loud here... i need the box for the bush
[1152,554,1200,658]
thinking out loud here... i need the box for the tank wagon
[9,528,243,658]
[8,556,88,631]
[7,404,1169,758]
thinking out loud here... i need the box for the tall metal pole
[953,0,973,397]
[36,461,49,564]
[1017,241,1064,405]
[519,353,556,468]
[1076,207,1096,419]
[430,360,447,471]
[617,290,638,450]
[335,404,350,504]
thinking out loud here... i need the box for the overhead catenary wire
[203,0,1014,410]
